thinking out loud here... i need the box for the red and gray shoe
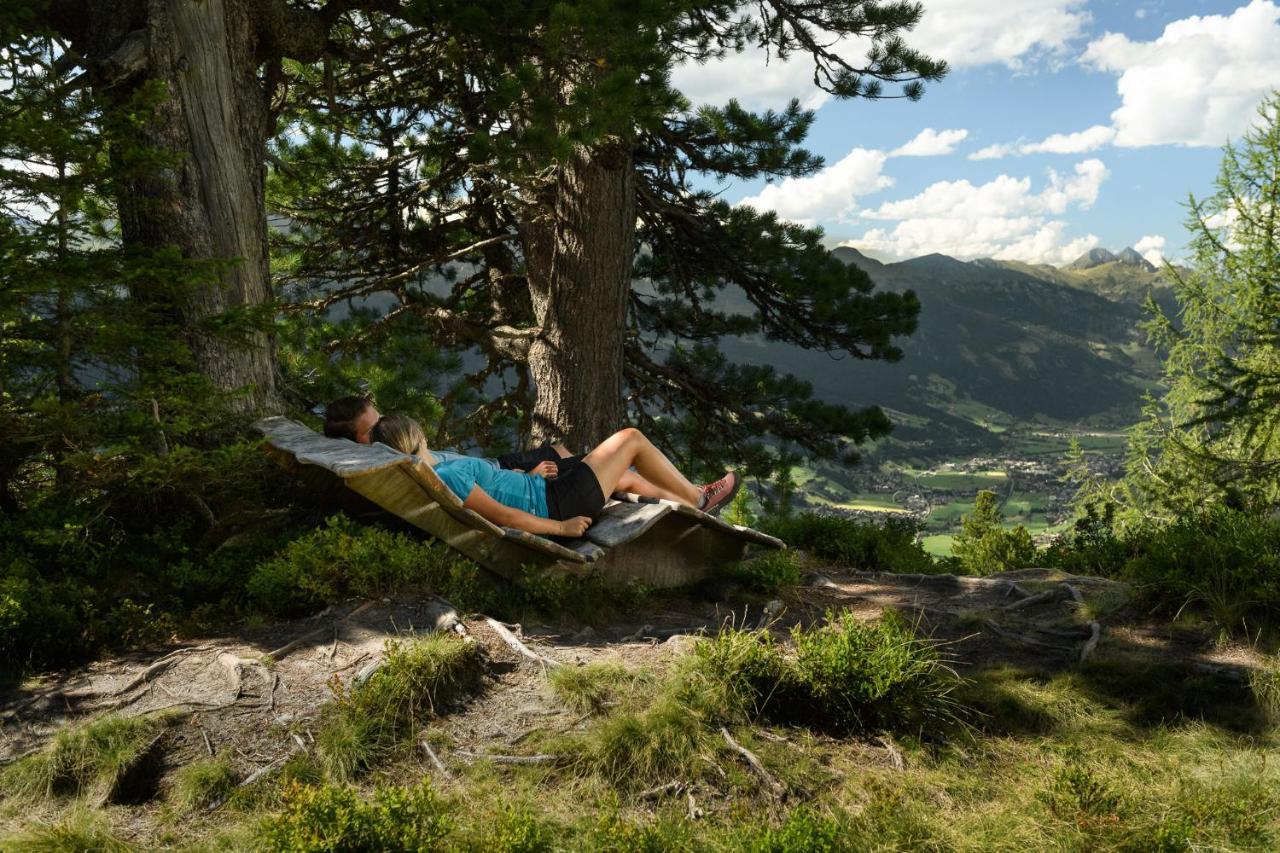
[699,471,740,516]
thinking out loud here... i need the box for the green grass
[0,713,168,802]
[547,662,652,715]
[316,634,483,783]
[168,757,237,812]
[922,534,956,557]
[1,807,134,852]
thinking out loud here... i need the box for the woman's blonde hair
[371,414,427,457]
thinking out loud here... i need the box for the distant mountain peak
[1117,246,1157,272]
[1064,246,1157,273]
[1065,248,1118,270]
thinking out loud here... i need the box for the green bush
[728,550,805,594]
[952,491,1036,576]
[745,807,848,853]
[1120,506,1280,636]
[1040,500,1132,578]
[761,513,939,574]
[260,782,451,852]
[247,515,483,618]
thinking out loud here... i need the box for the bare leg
[616,470,688,503]
[583,428,701,507]
[558,441,674,502]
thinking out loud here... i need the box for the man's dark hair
[324,395,373,440]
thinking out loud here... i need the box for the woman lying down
[372,415,740,538]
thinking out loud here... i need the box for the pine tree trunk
[521,138,635,451]
[109,0,281,414]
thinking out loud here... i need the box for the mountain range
[719,246,1178,455]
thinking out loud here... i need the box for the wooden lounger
[254,417,784,588]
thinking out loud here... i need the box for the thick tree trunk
[521,138,635,451]
[102,0,282,414]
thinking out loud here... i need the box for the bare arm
[461,485,591,537]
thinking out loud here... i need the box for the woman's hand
[528,460,558,479]
[557,516,592,537]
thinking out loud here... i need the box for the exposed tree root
[455,750,559,765]
[720,726,785,800]
[482,617,562,669]
[265,600,379,661]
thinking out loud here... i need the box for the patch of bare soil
[0,566,1264,839]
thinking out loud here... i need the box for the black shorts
[497,443,583,471]
[543,459,606,521]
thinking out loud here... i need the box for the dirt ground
[0,566,1262,840]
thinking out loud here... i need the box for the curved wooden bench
[254,417,783,588]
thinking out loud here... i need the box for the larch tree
[274,1,945,473]
[1120,92,1280,518]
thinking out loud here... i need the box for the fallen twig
[638,780,685,800]
[482,617,561,669]
[206,741,304,812]
[1079,621,1102,663]
[720,727,785,799]
[420,739,453,781]
[454,750,559,765]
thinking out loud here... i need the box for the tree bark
[520,138,635,451]
[71,0,283,414]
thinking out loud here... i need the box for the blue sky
[672,0,1280,266]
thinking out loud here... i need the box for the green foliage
[1040,500,1131,578]
[0,713,166,801]
[1119,92,1280,518]
[727,550,805,594]
[260,782,451,852]
[761,512,940,574]
[1120,506,1280,636]
[168,758,237,813]
[316,634,482,782]
[1250,656,1280,725]
[951,491,1036,576]
[247,515,476,617]
[744,807,847,853]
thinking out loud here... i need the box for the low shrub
[259,781,451,852]
[760,513,939,574]
[727,550,805,594]
[1118,506,1280,636]
[248,516,480,617]
[744,806,848,853]
[316,634,482,782]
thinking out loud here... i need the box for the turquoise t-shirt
[427,448,500,470]
[435,457,549,518]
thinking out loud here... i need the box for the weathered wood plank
[254,418,783,588]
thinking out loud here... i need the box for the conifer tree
[274,1,945,474]
[1121,92,1280,518]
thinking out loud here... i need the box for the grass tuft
[1,807,135,852]
[316,633,483,782]
[0,713,167,802]
[168,757,238,812]
[546,662,649,715]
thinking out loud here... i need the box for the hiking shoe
[700,471,740,516]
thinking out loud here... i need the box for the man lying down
[322,396,740,539]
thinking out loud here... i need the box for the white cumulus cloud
[890,128,969,157]
[844,159,1109,264]
[1134,234,1167,266]
[911,0,1091,69]
[735,148,892,227]
[671,0,1090,111]
[1083,0,1280,148]
[967,125,1117,160]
